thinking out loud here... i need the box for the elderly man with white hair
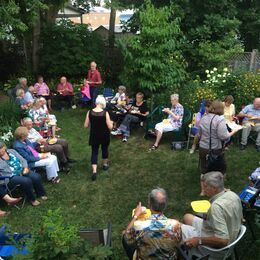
[24,85,35,104]
[23,117,75,173]
[12,77,28,98]
[122,188,181,259]
[86,61,102,106]
[181,171,243,259]
[149,94,184,150]
[239,97,260,152]
[56,76,74,110]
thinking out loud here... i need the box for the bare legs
[154,130,163,147]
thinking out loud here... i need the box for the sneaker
[122,137,128,142]
[103,164,109,171]
[189,148,195,154]
[111,129,122,136]
[240,144,246,150]
[91,173,97,181]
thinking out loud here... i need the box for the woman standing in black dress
[84,95,113,181]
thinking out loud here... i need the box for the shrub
[18,209,112,260]
[0,99,20,145]
[39,20,105,80]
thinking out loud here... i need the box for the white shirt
[27,128,42,143]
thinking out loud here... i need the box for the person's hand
[247,114,253,118]
[40,153,48,159]
[134,202,143,218]
[163,108,170,114]
[23,167,29,175]
[184,237,200,248]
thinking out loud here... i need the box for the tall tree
[236,0,260,51]
[119,0,186,98]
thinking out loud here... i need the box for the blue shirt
[241,104,260,124]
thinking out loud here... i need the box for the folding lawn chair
[0,225,30,258]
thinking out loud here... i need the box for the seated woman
[80,79,91,102]
[13,127,60,184]
[111,85,126,105]
[34,76,52,110]
[0,141,47,206]
[15,89,30,110]
[149,94,183,150]
[56,76,74,109]
[111,92,149,142]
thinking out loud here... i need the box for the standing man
[86,61,102,106]
[239,97,260,152]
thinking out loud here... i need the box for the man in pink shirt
[56,76,74,110]
[86,61,102,106]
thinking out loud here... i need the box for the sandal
[149,144,158,151]
[51,177,61,184]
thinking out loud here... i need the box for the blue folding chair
[0,225,30,258]
[103,88,114,100]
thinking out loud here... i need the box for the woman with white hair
[149,94,184,150]
[84,95,113,181]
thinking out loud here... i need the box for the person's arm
[217,119,238,140]
[84,111,90,128]
[184,236,229,248]
[13,145,40,163]
[238,106,253,118]
[106,112,113,130]
[125,202,143,232]
[67,83,74,94]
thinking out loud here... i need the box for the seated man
[122,188,181,259]
[150,94,184,150]
[24,85,35,104]
[239,97,260,152]
[23,117,76,172]
[181,171,243,259]
[56,76,74,109]
[11,77,28,98]
[111,92,149,142]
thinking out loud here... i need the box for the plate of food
[48,138,57,145]
[132,207,151,221]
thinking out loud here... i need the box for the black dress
[89,110,110,146]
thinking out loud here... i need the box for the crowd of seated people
[0,76,78,213]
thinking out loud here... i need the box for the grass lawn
[1,107,259,259]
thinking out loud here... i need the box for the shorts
[155,122,176,133]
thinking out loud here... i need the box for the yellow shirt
[223,103,235,123]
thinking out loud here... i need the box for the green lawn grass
[1,107,259,259]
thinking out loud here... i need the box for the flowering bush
[0,127,13,143]
[203,67,260,110]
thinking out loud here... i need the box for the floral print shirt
[124,213,181,259]
[168,103,184,129]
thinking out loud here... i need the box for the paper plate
[191,200,211,213]
[48,138,57,145]
[132,208,152,221]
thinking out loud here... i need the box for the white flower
[227,73,231,76]
[1,134,10,142]
[217,74,221,78]
[205,70,209,74]
[213,67,217,71]
[212,76,216,81]
[223,67,228,72]
[210,70,214,74]
[205,80,209,83]
[223,73,226,77]
[222,80,226,83]
[207,74,210,78]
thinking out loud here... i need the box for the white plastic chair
[200,225,247,260]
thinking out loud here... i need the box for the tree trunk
[109,6,116,48]
[32,14,41,74]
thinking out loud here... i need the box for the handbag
[205,115,226,173]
